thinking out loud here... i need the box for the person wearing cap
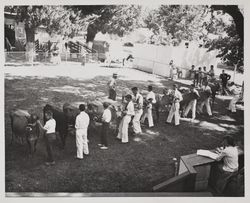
[183,84,200,121]
[98,102,112,149]
[75,104,90,159]
[166,84,183,126]
[214,136,239,194]
[198,81,212,116]
[108,73,117,101]
[131,87,144,134]
[141,85,156,127]
[117,94,135,143]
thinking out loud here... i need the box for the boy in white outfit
[37,111,56,166]
[75,104,90,159]
[166,84,183,126]
[117,94,135,143]
[141,85,156,127]
[131,87,144,134]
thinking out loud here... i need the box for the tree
[205,6,244,71]
[73,5,142,48]
[5,6,95,60]
[144,5,208,46]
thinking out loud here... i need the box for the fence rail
[5,51,100,66]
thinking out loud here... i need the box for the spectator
[107,73,118,101]
[208,65,215,80]
[202,66,208,84]
[189,65,195,80]
[220,70,231,95]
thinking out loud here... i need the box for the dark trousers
[109,88,116,101]
[101,122,109,147]
[44,133,56,162]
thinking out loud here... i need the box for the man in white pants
[75,104,90,159]
[166,84,183,126]
[141,85,156,127]
[228,82,241,113]
[198,81,212,116]
[117,94,135,143]
[131,87,144,134]
[183,84,200,121]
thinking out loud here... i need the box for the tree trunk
[86,24,98,50]
[25,27,35,63]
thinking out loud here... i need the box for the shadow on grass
[5,73,244,193]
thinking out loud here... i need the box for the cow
[10,110,40,156]
[43,104,68,149]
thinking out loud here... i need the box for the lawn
[5,63,244,194]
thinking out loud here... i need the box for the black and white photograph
[3,0,247,199]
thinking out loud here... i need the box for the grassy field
[5,64,244,193]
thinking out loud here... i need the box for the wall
[133,43,219,78]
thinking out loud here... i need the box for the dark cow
[25,114,40,155]
[10,110,40,155]
[43,104,68,149]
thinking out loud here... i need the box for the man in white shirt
[141,85,156,127]
[37,111,56,165]
[75,104,90,159]
[198,81,212,116]
[183,84,200,121]
[98,102,112,149]
[131,87,144,134]
[117,94,135,143]
[228,82,241,113]
[214,136,239,194]
[108,73,117,101]
[166,84,183,126]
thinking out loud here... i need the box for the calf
[10,110,40,155]
[43,104,68,149]
[25,114,40,155]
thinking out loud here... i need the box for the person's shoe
[75,156,83,160]
[97,144,103,147]
[83,153,89,156]
[100,146,108,150]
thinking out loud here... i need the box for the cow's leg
[26,139,32,156]
[34,139,38,153]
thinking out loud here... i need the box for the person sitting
[214,136,239,194]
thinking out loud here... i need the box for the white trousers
[117,115,131,143]
[76,129,89,159]
[184,99,197,120]
[132,109,143,133]
[229,95,240,112]
[141,108,154,127]
[199,98,212,116]
[167,102,180,125]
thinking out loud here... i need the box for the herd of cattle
[9,81,221,156]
